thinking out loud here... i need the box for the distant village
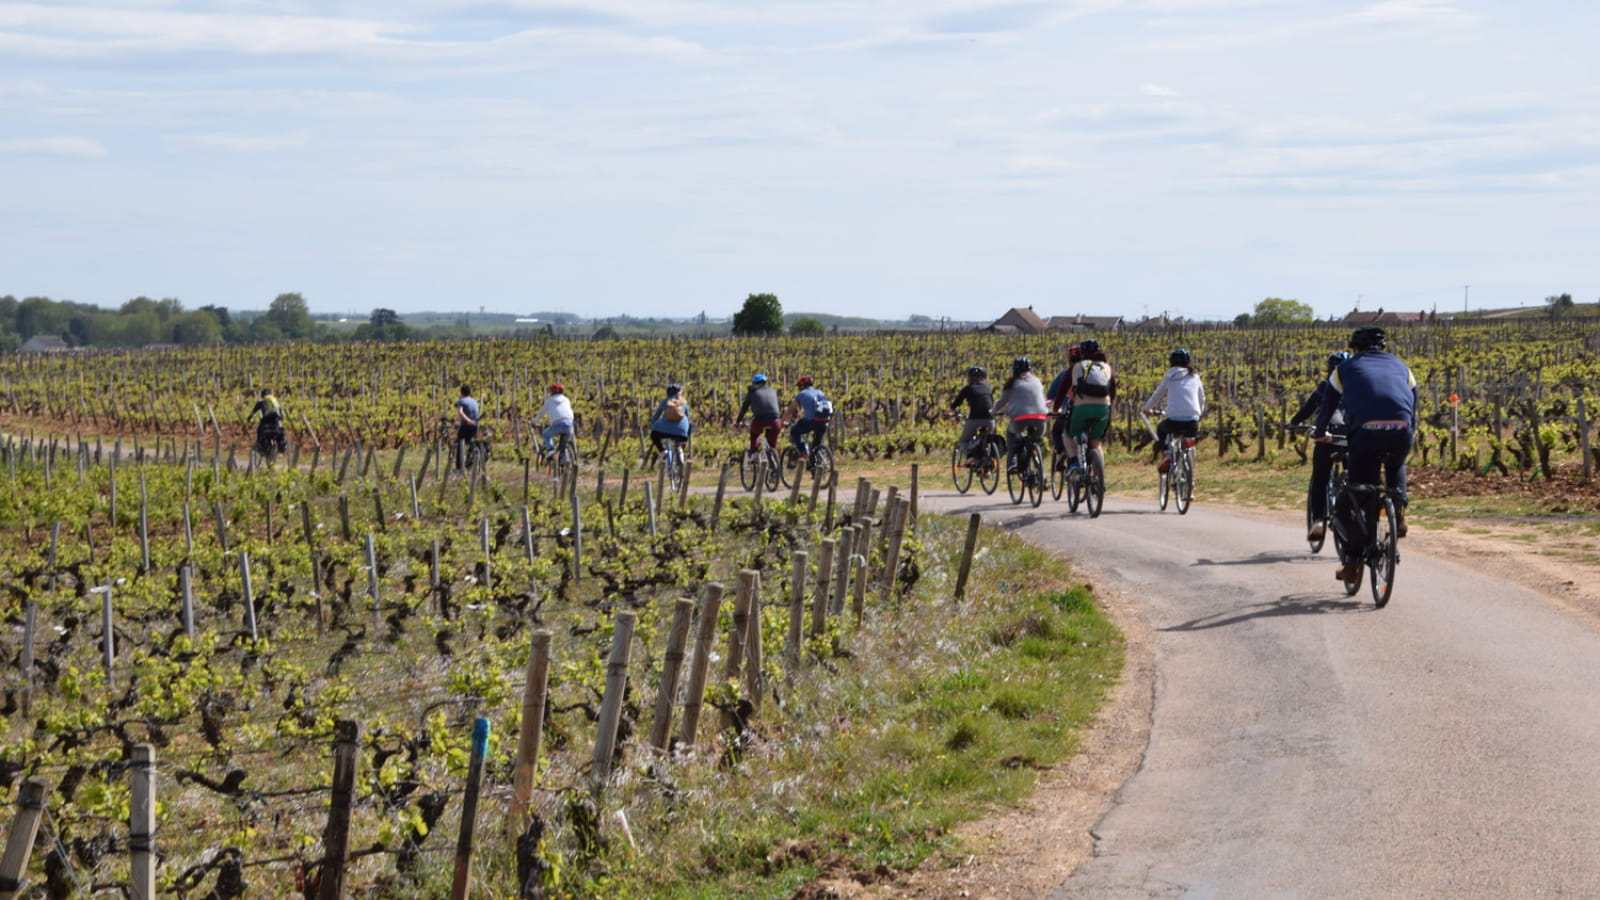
[980,305,1432,336]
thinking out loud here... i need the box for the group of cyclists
[946,325,1417,585]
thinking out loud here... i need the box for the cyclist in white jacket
[1143,348,1206,472]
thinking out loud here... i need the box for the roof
[989,306,1049,334]
[18,335,71,352]
[1047,314,1124,332]
[1344,308,1429,325]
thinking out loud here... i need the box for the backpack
[813,397,833,420]
[1076,361,1111,398]
[663,398,685,422]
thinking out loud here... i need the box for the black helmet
[1169,348,1191,368]
[666,384,682,396]
[1078,338,1101,355]
[1349,327,1386,351]
[1011,357,1031,375]
[966,365,986,378]
[1325,351,1352,372]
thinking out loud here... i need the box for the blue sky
[2,0,1596,322]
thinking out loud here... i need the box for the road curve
[916,485,1600,898]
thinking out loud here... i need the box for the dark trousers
[1307,441,1338,520]
[790,419,828,453]
[454,422,478,469]
[1156,418,1199,453]
[1331,427,1411,560]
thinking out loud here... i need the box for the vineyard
[0,319,1596,897]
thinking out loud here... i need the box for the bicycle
[1142,412,1194,514]
[253,427,288,465]
[1057,414,1106,518]
[542,431,576,482]
[653,436,688,495]
[1004,422,1046,509]
[439,420,492,471]
[780,428,834,489]
[1331,481,1400,607]
[1290,423,1347,554]
[739,435,782,493]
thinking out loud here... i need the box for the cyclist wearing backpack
[1046,343,1083,470]
[1314,327,1417,581]
[786,374,832,455]
[736,373,782,456]
[1144,348,1205,472]
[950,365,994,464]
[1066,339,1116,456]
[247,388,287,455]
[647,384,691,458]
[1290,351,1352,542]
[993,357,1048,474]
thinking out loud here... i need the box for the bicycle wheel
[1158,465,1170,511]
[811,445,833,486]
[976,440,1000,495]
[779,446,801,489]
[1174,448,1193,515]
[1086,447,1105,519]
[1048,453,1065,501]
[666,447,685,494]
[1006,453,1024,504]
[1026,446,1044,508]
[762,447,782,492]
[1306,504,1326,554]
[1370,495,1399,607]
[739,447,757,491]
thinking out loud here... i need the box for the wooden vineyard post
[740,570,763,713]
[720,580,751,731]
[678,584,724,748]
[590,612,636,796]
[130,743,155,900]
[409,474,420,519]
[853,476,870,520]
[650,599,696,752]
[712,463,729,531]
[844,521,869,614]
[478,518,492,593]
[99,582,115,680]
[807,465,823,518]
[364,534,381,619]
[954,513,981,600]
[449,717,491,900]
[786,551,808,666]
[879,496,910,604]
[1255,408,1267,460]
[788,458,804,504]
[240,552,259,641]
[655,457,667,518]
[569,478,583,590]
[511,629,551,819]
[824,476,837,532]
[318,720,359,900]
[810,539,835,639]
[179,565,196,637]
[1579,397,1592,480]
[371,489,385,533]
[0,779,48,900]
[643,483,658,537]
[678,460,692,508]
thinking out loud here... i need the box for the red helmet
[797,374,814,388]
[549,382,564,394]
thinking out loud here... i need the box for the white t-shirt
[540,394,574,425]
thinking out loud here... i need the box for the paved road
[917,486,1600,898]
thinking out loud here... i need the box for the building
[1047,314,1124,333]
[1343,308,1430,326]
[984,306,1050,335]
[18,335,72,353]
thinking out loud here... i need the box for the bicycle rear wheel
[1370,495,1399,607]
[1027,447,1043,508]
[1158,452,1170,510]
[1306,504,1326,554]
[739,447,757,491]
[1048,451,1065,501]
[1174,449,1194,515]
[779,446,801,489]
[1006,454,1024,504]
[811,445,834,487]
[978,436,1003,495]
[1086,447,1105,518]
[666,447,685,494]
[762,448,782,492]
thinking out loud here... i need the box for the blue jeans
[542,421,574,451]
[790,419,828,453]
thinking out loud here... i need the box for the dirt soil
[801,472,1600,900]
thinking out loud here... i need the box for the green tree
[732,293,784,336]
[370,308,400,327]
[1250,297,1314,325]
[170,310,224,345]
[1233,312,1253,327]
[1545,293,1574,319]
[265,292,313,340]
[790,316,826,337]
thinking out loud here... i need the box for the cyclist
[1144,348,1205,472]
[647,383,691,460]
[535,382,575,459]
[786,374,832,457]
[992,357,1048,475]
[1313,326,1417,582]
[246,388,287,454]
[736,373,782,459]
[451,385,480,470]
[1046,344,1082,471]
[950,365,995,465]
[1289,351,1352,543]
[1066,339,1117,461]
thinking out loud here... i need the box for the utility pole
[1464,285,1470,314]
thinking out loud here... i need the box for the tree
[593,324,619,341]
[732,293,783,336]
[790,316,826,337]
[265,292,313,340]
[1545,293,1574,319]
[170,310,223,345]
[1233,312,1253,327]
[370,308,400,327]
[1250,297,1315,325]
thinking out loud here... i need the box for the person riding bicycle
[247,389,287,453]
[1290,351,1352,542]
[736,373,782,458]
[536,382,575,458]
[647,383,691,460]
[1144,348,1205,472]
[786,375,832,457]
[992,357,1048,475]
[1314,326,1417,582]
[950,365,995,465]
[1066,339,1117,462]
[1046,343,1082,471]
[451,385,480,471]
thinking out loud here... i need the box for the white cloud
[1141,84,1180,96]
[0,136,107,156]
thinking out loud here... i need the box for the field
[0,320,1595,898]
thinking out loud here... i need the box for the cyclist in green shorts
[1066,338,1116,452]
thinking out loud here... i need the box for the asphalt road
[916,484,1600,898]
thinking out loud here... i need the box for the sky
[2,1,1597,323]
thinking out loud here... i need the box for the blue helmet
[1169,348,1191,367]
[751,373,768,385]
